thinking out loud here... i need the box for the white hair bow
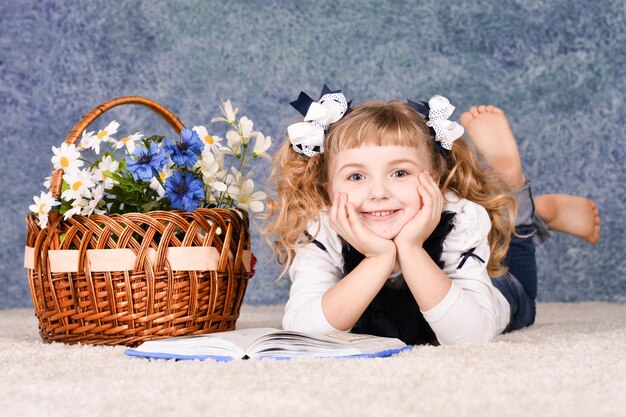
[287,87,350,157]
[424,95,465,150]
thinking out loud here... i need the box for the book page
[130,328,280,359]
[247,331,407,359]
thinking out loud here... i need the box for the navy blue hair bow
[287,84,352,157]
[406,99,430,118]
[290,84,352,117]
[407,95,465,155]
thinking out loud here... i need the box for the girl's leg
[493,183,541,332]
[460,105,601,244]
[506,184,540,298]
[460,105,602,331]
[460,106,542,331]
[459,105,525,189]
[534,194,601,244]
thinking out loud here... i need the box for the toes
[486,105,504,114]
[593,226,601,244]
[584,225,601,245]
[468,104,505,115]
[588,200,601,225]
[459,111,474,126]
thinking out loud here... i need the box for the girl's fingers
[330,193,338,221]
[337,196,376,251]
[422,171,439,195]
[330,193,341,230]
[331,193,348,235]
[334,193,356,239]
[334,195,346,228]
[419,181,432,213]
[339,194,352,228]
[421,172,443,216]
[345,200,365,236]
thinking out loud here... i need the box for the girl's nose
[368,180,389,200]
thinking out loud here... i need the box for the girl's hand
[394,171,444,250]
[330,192,396,260]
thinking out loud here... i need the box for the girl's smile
[331,145,431,239]
[361,209,401,218]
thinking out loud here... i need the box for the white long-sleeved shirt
[283,193,511,346]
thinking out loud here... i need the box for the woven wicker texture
[25,97,251,346]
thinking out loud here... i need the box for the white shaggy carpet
[1,303,625,417]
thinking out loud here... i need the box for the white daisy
[78,130,96,149]
[113,132,143,154]
[51,143,84,172]
[29,191,60,228]
[90,121,120,154]
[97,154,119,173]
[63,199,85,221]
[91,155,120,190]
[193,125,222,154]
[61,169,95,201]
[81,184,106,216]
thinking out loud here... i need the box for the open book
[125,328,410,361]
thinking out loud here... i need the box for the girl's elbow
[437,320,497,346]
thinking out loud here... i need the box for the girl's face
[330,145,431,240]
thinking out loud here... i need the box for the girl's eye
[392,170,408,178]
[348,173,364,181]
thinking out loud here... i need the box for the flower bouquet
[24,96,269,346]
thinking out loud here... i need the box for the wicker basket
[24,96,252,346]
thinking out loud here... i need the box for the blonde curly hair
[262,100,517,278]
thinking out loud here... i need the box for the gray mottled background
[1,0,624,309]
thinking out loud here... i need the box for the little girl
[264,86,600,346]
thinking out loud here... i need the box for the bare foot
[534,194,601,244]
[460,105,525,189]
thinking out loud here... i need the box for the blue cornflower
[126,142,168,181]
[164,128,204,167]
[164,171,205,211]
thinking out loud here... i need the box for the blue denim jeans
[492,182,550,333]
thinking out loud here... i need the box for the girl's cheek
[346,193,361,208]
[405,202,420,219]
[331,182,360,208]
[329,182,344,201]
[406,192,423,218]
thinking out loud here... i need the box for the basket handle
[50,96,184,199]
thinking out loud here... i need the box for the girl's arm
[322,193,396,331]
[282,205,395,333]
[394,173,504,345]
[394,172,452,311]
[283,238,345,333]
[321,254,395,331]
